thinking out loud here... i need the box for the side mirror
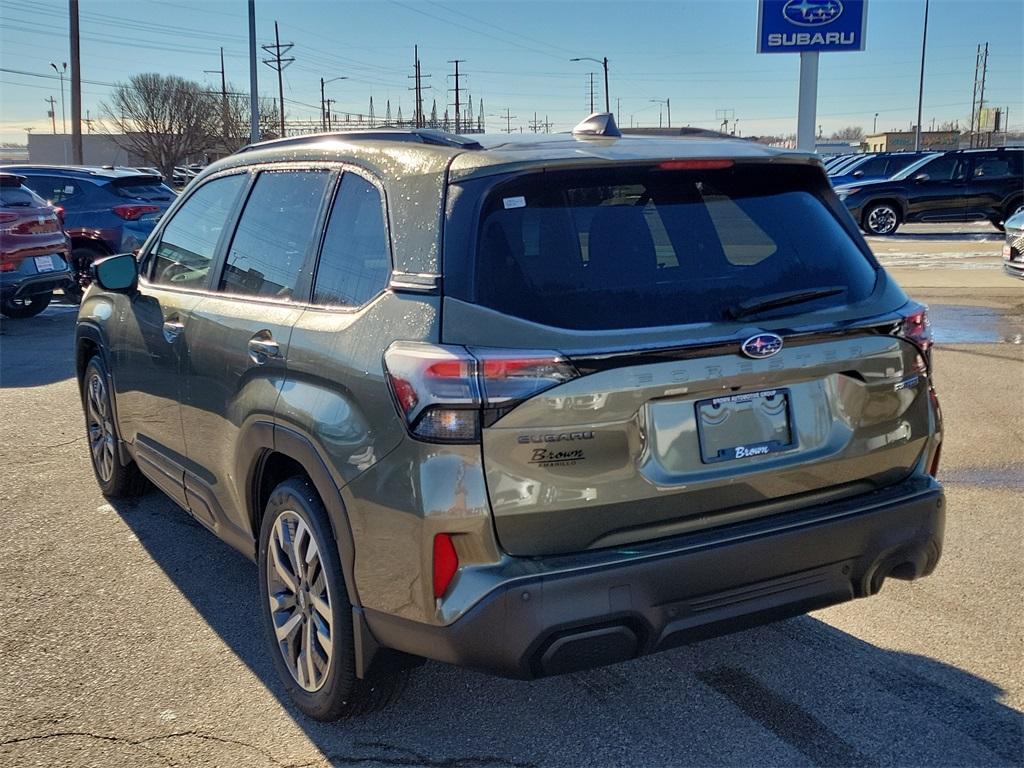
[914,172,930,182]
[92,253,139,293]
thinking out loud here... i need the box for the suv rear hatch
[436,160,934,556]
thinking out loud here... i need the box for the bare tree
[218,91,282,153]
[100,73,218,180]
[830,125,865,141]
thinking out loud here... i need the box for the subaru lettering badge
[783,0,844,27]
[741,333,784,359]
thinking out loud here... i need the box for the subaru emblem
[741,333,784,359]
[783,0,844,27]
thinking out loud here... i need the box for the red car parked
[0,173,73,318]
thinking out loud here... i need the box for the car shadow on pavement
[0,306,78,388]
[107,494,1023,767]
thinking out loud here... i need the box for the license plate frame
[34,255,56,272]
[695,387,796,464]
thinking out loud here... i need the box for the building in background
[864,131,960,152]
[26,134,149,166]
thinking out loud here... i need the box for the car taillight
[928,388,942,478]
[656,159,734,171]
[896,306,932,354]
[52,205,65,225]
[0,259,17,272]
[0,212,18,224]
[432,533,459,599]
[383,342,578,443]
[112,204,159,221]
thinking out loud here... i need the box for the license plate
[696,388,796,463]
[34,255,55,272]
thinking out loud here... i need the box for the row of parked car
[0,165,177,317]
[825,147,1024,236]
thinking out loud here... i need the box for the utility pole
[588,72,595,113]
[448,59,465,133]
[529,112,542,133]
[616,97,621,125]
[262,21,294,138]
[84,109,92,133]
[544,115,553,134]
[501,107,517,133]
[69,0,82,163]
[205,47,229,142]
[247,0,258,143]
[45,97,57,134]
[408,45,431,128]
[914,0,929,151]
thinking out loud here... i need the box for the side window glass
[312,173,391,307]
[972,157,1012,179]
[150,174,246,288]
[23,175,78,203]
[920,155,958,181]
[220,170,330,301]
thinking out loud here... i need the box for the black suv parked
[835,148,1024,235]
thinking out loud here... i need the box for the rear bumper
[0,268,73,300]
[364,477,944,678]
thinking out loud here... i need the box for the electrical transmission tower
[448,59,466,133]
[969,42,989,148]
[262,21,294,137]
[715,108,735,135]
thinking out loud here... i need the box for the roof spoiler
[572,112,622,138]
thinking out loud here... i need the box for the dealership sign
[758,0,868,53]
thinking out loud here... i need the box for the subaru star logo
[783,0,844,27]
[741,333,784,359]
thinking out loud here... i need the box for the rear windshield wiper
[727,286,847,320]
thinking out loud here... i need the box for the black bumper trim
[364,479,944,679]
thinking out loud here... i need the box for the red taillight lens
[432,533,459,599]
[897,307,933,353]
[0,212,19,224]
[656,159,734,171]
[384,342,578,443]
[52,205,65,225]
[928,388,943,478]
[0,259,17,272]
[112,204,159,221]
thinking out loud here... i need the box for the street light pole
[570,56,609,113]
[247,0,259,143]
[650,98,671,128]
[873,112,879,134]
[50,62,67,134]
[914,0,930,151]
[320,76,347,132]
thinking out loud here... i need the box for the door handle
[162,320,185,343]
[248,336,281,365]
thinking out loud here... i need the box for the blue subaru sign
[758,0,868,53]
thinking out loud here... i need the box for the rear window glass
[110,178,175,202]
[464,165,877,330]
[0,185,43,207]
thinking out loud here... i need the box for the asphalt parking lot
[1,226,1021,767]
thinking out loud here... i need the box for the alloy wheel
[86,371,116,482]
[266,510,334,692]
[867,205,898,235]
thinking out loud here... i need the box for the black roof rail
[238,128,483,154]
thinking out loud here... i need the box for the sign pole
[797,51,819,151]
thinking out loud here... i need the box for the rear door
[443,162,931,556]
[964,151,1023,221]
[180,168,332,536]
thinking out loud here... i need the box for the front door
[906,153,969,221]
[179,168,333,539]
[113,172,249,507]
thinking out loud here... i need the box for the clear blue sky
[1,0,1022,143]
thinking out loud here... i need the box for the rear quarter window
[450,164,878,330]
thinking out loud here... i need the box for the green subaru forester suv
[77,115,944,720]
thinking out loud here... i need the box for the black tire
[258,477,406,720]
[1,290,52,319]
[82,355,148,497]
[862,201,901,236]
